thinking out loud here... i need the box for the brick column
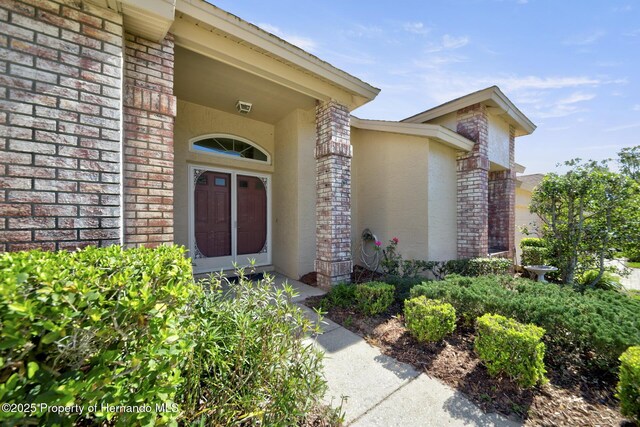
[0,0,123,251]
[488,125,516,257]
[456,104,489,258]
[315,100,352,289]
[122,33,176,247]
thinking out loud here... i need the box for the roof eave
[402,86,536,137]
[175,0,380,106]
[351,117,474,152]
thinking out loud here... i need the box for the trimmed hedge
[467,258,512,276]
[475,314,547,388]
[410,275,640,371]
[0,245,197,425]
[404,296,456,343]
[617,346,640,423]
[355,282,394,315]
[520,237,546,247]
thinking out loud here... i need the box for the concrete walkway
[608,260,640,291]
[274,274,520,427]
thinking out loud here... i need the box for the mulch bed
[305,296,635,427]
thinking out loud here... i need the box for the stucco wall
[427,112,457,132]
[427,143,458,260]
[173,100,275,252]
[487,113,511,169]
[515,186,541,264]
[272,108,316,279]
[351,129,430,262]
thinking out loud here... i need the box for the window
[191,134,270,163]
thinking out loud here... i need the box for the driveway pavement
[274,274,520,427]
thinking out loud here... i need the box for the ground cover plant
[0,246,334,426]
[306,273,640,425]
[410,274,640,371]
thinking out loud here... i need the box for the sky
[211,0,639,174]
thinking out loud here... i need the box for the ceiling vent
[236,100,252,114]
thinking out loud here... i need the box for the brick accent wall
[315,100,352,288]
[456,103,489,258]
[122,33,176,247]
[488,124,516,257]
[0,0,123,251]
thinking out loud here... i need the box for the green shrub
[404,296,456,343]
[475,314,547,388]
[354,282,394,315]
[180,270,327,425]
[467,258,512,276]
[625,247,640,263]
[577,270,622,291]
[617,346,640,423]
[0,245,197,426]
[410,275,640,371]
[521,246,550,267]
[381,275,426,302]
[320,283,356,310]
[520,237,547,248]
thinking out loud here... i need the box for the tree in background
[530,158,640,286]
[618,145,640,182]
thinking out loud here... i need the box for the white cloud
[346,24,383,38]
[442,34,469,49]
[633,104,640,111]
[557,92,596,105]
[563,30,605,46]
[257,23,317,52]
[426,34,469,52]
[403,22,430,35]
[604,122,640,132]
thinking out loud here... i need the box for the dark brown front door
[194,171,231,257]
[237,175,267,255]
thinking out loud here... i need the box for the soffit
[174,45,316,124]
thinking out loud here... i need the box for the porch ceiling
[174,46,316,124]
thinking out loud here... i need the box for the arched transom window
[190,134,270,163]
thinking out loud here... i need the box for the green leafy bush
[617,346,640,423]
[354,282,394,315]
[180,270,328,425]
[404,296,456,343]
[520,237,547,248]
[380,275,426,302]
[0,245,197,426]
[410,275,640,371]
[475,314,547,388]
[521,246,550,267]
[577,270,622,291]
[626,248,640,263]
[467,258,512,276]
[320,283,357,310]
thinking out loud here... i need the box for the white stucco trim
[401,86,536,137]
[350,117,474,152]
[173,0,380,107]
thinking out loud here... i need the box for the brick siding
[0,0,123,251]
[315,100,352,288]
[456,103,489,258]
[488,124,516,257]
[122,33,176,247]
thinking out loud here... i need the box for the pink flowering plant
[375,237,402,276]
[373,236,430,278]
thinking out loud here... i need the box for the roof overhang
[351,117,475,152]
[87,0,380,110]
[402,86,536,137]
